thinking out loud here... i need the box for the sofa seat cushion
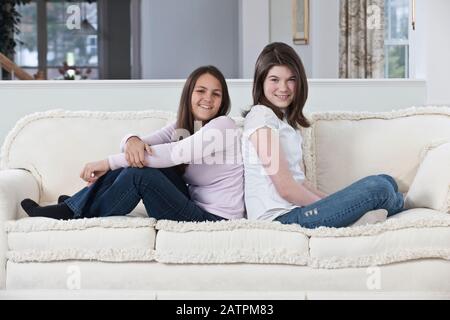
[155,209,450,268]
[309,209,450,268]
[155,219,310,265]
[6,216,157,262]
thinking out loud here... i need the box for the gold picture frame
[292,0,309,45]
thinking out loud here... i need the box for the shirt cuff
[120,134,141,152]
[108,154,127,171]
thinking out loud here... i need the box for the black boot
[21,199,74,220]
[58,195,71,204]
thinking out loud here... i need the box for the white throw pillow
[405,141,450,213]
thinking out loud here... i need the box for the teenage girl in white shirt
[242,42,404,228]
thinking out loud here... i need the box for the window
[384,0,410,78]
[15,0,99,80]
[14,2,38,77]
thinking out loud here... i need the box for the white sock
[350,209,388,227]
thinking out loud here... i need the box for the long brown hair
[176,65,231,136]
[250,42,310,128]
[174,65,231,174]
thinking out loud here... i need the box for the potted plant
[0,1,32,58]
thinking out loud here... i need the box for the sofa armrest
[0,169,39,289]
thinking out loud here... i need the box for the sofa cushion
[155,219,310,265]
[6,216,157,262]
[405,141,450,213]
[309,209,450,268]
[154,209,450,268]
[0,110,175,203]
[301,107,450,194]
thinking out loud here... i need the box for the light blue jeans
[275,174,404,228]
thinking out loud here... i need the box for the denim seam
[68,185,102,216]
[141,181,217,221]
[321,196,386,225]
[101,187,139,216]
[65,199,82,217]
[139,181,179,215]
[177,197,205,221]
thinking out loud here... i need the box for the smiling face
[191,73,223,122]
[263,65,296,110]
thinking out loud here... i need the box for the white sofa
[1,107,450,300]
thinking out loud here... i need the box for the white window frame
[384,0,411,78]
[16,0,100,79]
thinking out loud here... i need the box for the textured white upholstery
[152,209,450,268]
[309,209,450,263]
[0,169,39,289]
[6,260,450,294]
[302,108,450,194]
[155,228,309,264]
[1,107,450,298]
[5,210,450,268]
[1,110,175,203]
[6,216,157,263]
[405,141,450,212]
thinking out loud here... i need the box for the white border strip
[7,248,155,263]
[155,215,450,238]
[6,216,157,233]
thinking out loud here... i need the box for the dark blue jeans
[275,174,404,228]
[65,167,224,222]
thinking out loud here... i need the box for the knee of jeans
[377,174,398,190]
[120,167,158,184]
[121,167,140,177]
[364,175,393,197]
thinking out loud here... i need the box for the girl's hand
[80,159,110,186]
[124,136,152,168]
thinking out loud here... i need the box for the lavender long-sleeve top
[108,116,245,219]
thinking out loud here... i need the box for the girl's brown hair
[251,42,310,128]
[176,65,231,135]
[174,65,231,174]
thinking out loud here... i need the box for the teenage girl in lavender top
[22,65,245,221]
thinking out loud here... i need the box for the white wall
[0,79,426,145]
[269,0,339,78]
[413,0,450,105]
[239,0,270,78]
[311,0,339,78]
[269,0,313,77]
[140,0,239,79]
[138,0,450,105]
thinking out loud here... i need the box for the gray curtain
[339,0,385,78]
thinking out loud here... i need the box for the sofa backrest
[301,107,450,194]
[2,107,450,203]
[1,110,176,203]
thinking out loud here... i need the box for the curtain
[339,0,385,78]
